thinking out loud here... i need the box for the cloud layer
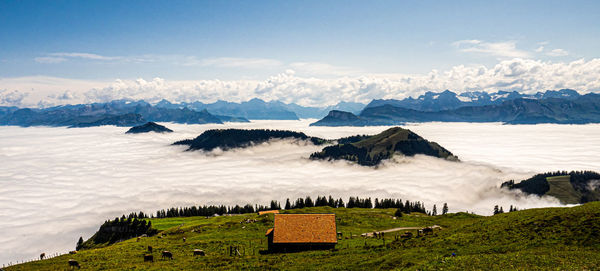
[2,58,600,107]
[2,120,599,264]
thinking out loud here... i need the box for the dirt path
[361,225,441,237]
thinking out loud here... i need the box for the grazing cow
[400,231,413,239]
[40,253,45,260]
[162,251,173,260]
[182,237,186,242]
[422,227,434,235]
[143,254,153,262]
[193,249,205,256]
[68,259,80,269]
[148,245,153,253]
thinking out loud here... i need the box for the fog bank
[1,120,598,264]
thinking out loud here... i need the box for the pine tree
[442,203,448,215]
[493,205,499,215]
[432,204,437,216]
[76,236,84,251]
[394,208,403,217]
[284,198,291,209]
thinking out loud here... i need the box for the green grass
[8,202,600,270]
[546,175,581,204]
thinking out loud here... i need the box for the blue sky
[1,0,599,107]
[1,0,598,79]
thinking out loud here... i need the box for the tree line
[149,195,448,219]
[493,205,519,215]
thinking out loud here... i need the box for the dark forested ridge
[310,127,458,166]
[502,170,600,203]
[126,122,173,134]
[174,129,328,151]
[78,215,158,250]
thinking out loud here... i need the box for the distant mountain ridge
[155,98,366,119]
[0,100,229,127]
[364,89,581,112]
[312,92,600,126]
[1,89,596,127]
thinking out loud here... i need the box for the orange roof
[258,210,280,215]
[272,214,337,244]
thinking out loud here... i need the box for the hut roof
[258,210,280,216]
[272,214,337,244]
[265,228,274,236]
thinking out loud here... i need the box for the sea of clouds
[1,120,600,264]
[2,58,600,108]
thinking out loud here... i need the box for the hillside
[501,171,600,204]
[9,202,600,270]
[174,129,328,151]
[310,127,458,166]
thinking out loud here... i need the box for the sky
[1,0,600,107]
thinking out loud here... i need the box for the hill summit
[126,122,173,134]
[310,127,458,166]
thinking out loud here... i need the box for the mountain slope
[310,127,458,166]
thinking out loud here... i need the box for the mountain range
[364,89,581,112]
[1,89,598,127]
[312,90,600,126]
[0,100,228,127]
[155,98,365,120]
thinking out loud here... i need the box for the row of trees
[150,195,448,219]
[154,203,274,218]
[493,205,519,215]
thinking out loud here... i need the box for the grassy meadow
[7,202,600,270]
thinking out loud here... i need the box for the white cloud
[546,48,569,57]
[34,56,67,64]
[534,46,545,53]
[34,53,283,69]
[453,40,531,58]
[48,52,121,61]
[3,58,600,108]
